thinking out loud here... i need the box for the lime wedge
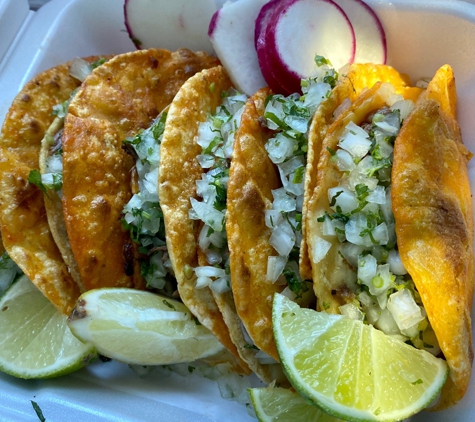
[0,275,96,379]
[67,288,225,365]
[249,387,343,422]
[272,293,449,421]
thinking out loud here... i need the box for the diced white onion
[374,120,399,135]
[265,210,283,229]
[322,215,336,236]
[46,154,63,173]
[280,286,297,301]
[367,186,386,205]
[266,255,287,283]
[391,99,414,121]
[210,277,231,294]
[375,308,400,335]
[190,198,224,232]
[272,188,296,212]
[265,133,296,164]
[338,131,372,160]
[357,254,377,285]
[328,187,358,214]
[69,57,93,82]
[195,266,226,278]
[336,149,355,172]
[196,154,215,168]
[387,289,424,331]
[339,303,364,321]
[195,276,213,289]
[310,235,332,264]
[387,249,407,275]
[269,222,295,257]
[339,243,364,268]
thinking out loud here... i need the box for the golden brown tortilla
[62,49,218,292]
[159,65,249,374]
[0,60,95,314]
[392,65,474,408]
[226,88,283,361]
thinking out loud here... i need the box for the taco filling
[263,57,338,298]
[189,89,247,293]
[121,112,176,294]
[313,93,440,353]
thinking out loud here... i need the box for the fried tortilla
[300,64,423,280]
[39,116,85,292]
[227,88,283,361]
[158,65,249,373]
[392,65,474,408]
[306,80,422,313]
[62,49,218,291]
[0,60,93,314]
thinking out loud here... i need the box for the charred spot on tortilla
[123,241,135,277]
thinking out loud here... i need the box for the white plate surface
[1,0,475,420]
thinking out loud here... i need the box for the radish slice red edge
[258,0,356,95]
[332,0,387,64]
[124,0,142,49]
[255,0,293,95]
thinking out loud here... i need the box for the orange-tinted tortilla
[392,65,474,408]
[62,49,218,291]
[0,60,96,314]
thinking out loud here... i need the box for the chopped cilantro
[90,57,107,69]
[31,401,46,422]
[28,170,47,194]
[163,299,176,310]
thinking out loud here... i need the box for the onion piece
[266,255,287,283]
[387,289,424,331]
[310,235,332,264]
[69,57,93,82]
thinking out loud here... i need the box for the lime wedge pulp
[249,386,344,422]
[272,293,449,421]
[0,275,96,379]
[67,288,225,365]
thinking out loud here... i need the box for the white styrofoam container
[1,0,475,420]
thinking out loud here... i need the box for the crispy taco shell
[227,88,283,361]
[159,66,249,374]
[62,48,218,292]
[392,65,474,408]
[0,59,103,313]
[300,64,423,280]
[39,117,85,292]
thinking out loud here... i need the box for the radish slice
[265,0,355,94]
[208,0,270,96]
[332,0,387,64]
[254,0,291,95]
[124,0,225,54]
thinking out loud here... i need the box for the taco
[59,49,248,372]
[305,64,473,408]
[159,65,288,381]
[0,58,105,314]
[226,61,421,361]
[61,48,218,293]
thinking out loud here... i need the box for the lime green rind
[272,293,449,422]
[0,275,97,379]
[249,387,344,422]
